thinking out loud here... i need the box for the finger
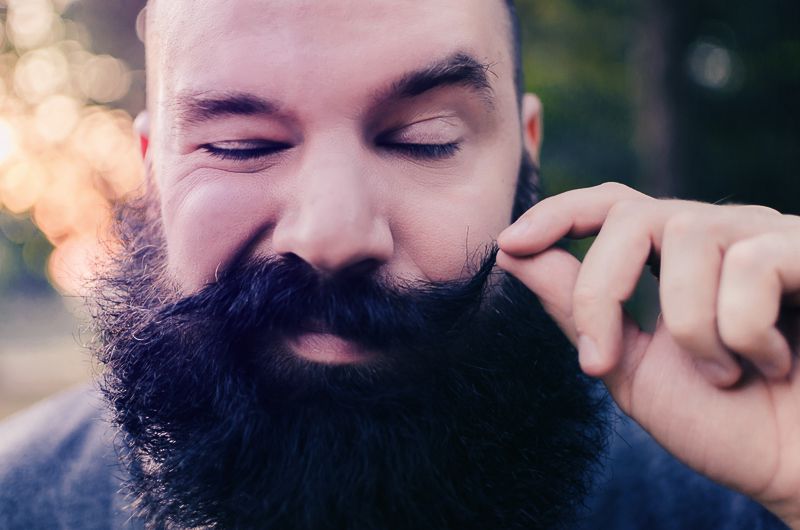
[496,248,581,344]
[718,232,800,379]
[498,182,650,256]
[659,213,743,387]
[497,248,649,387]
[500,197,785,258]
[570,200,654,376]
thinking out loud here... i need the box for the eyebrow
[379,52,497,110]
[168,52,498,130]
[169,91,284,129]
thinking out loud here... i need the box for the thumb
[496,248,581,345]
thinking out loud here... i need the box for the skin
[142,0,535,361]
[498,191,800,527]
[138,0,800,525]
[145,0,525,288]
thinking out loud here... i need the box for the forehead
[150,0,513,107]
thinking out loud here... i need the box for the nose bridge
[306,141,370,231]
[272,135,393,273]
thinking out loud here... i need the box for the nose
[271,144,394,275]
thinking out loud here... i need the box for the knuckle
[734,204,782,218]
[717,306,767,353]
[724,241,769,275]
[750,232,786,254]
[718,321,764,354]
[662,309,715,344]
[664,205,770,242]
[572,283,603,309]
[607,199,644,221]
[596,181,632,195]
[663,211,703,239]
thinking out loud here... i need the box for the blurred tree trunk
[631,0,678,198]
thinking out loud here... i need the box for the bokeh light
[6,0,60,50]
[34,94,80,143]
[687,39,739,91]
[1,160,48,214]
[0,0,144,294]
[0,119,17,164]
[14,47,70,103]
[78,54,131,103]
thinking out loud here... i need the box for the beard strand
[92,159,608,530]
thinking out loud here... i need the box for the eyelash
[201,141,461,162]
[382,142,461,160]
[201,142,290,161]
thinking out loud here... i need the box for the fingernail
[695,359,734,386]
[578,335,603,373]
[501,219,530,241]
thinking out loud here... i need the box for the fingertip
[496,248,542,274]
[498,232,539,258]
[757,332,795,381]
[758,356,793,382]
[717,327,793,384]
[498,218,530,246]
[694,359,742,388]
[495,249,518,272]
[499,217,556,256]
[578,335,614,377]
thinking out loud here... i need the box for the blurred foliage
[667,0,799,212]
[517,0,638,196]
[0,0,797,299]
[517,0,799,212]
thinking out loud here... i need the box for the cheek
[391,182,514,282]
[394,150,518,282]
[162,174,280,292]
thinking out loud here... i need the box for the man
[1,0,799,528]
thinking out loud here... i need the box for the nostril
[272,212,393,276]
[278,250,381,280]
[335,258,382,280]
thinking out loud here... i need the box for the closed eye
[201,141,292,161]
[381,142,461,160]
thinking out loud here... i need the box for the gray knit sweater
[0,386,787,529]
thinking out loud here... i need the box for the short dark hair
[504,0,525,101]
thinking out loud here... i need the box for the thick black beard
[92,157,608,530]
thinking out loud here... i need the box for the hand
[496,182,800,528]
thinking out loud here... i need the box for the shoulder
[0,385,136,529]
[576,408,788,530]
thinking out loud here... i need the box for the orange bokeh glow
[0,0,144,294]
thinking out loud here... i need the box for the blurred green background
[0,0,798,417]
[520,0,799,209]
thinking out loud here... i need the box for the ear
[134,111,150,159]
[521,93,543,164]
[136,7,148,44]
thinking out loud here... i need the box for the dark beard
[92,157,608,530]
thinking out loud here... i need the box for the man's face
[148,0,522,297]
[94,2,604,528]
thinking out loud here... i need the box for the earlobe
[521,93,543,164]
[134,111,150,159]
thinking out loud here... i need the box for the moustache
[99,242,506,428]
[157,245,500,355]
